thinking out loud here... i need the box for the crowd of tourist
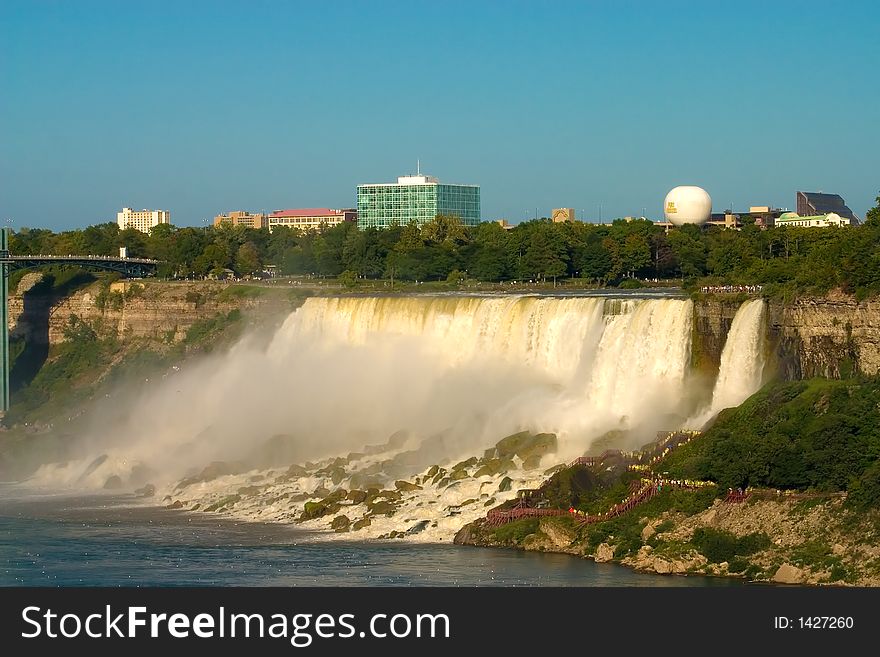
[700,284,763,294]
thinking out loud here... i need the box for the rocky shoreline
[454,494,880,586]
[149,422,880,587]
[155,431,557,545]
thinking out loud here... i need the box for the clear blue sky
[2,0,878,230]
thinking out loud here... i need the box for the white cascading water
[708,299,767,413]
[26,295,767,491]
[277,295,695,454]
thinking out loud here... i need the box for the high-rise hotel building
[117,207,171,233]
[357,172,480,229]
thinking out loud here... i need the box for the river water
[0,492,739,587]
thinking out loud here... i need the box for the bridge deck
[2,255,160,265]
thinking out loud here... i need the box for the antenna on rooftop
[417,159,420,175]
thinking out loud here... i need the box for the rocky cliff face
[9,278,294,348]
[692,299,738,375]
[766,294,880,379]
[695,294,880,379]
[10,282,880,378]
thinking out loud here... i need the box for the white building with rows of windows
[774,211,851,228]
[117,207,171,233]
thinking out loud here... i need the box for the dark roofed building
[797,192,859,223]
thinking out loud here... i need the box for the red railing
[570,456,600,467]
[484,507,569,527]
[486,478,701,528]
[723,489,750,504]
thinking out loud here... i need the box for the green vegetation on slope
[10,317,112,422]
[7,308,246,425]
[582,486,720,558]
[661,378,880,508]
[8,268,98,374]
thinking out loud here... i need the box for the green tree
[468,244,508,280]
[520,224,568,281]
[342,227,385,278]
[337,269,358,287]
[235,242,261,275]
[81,223,119,255]
[172,228,211,277]
[667,226,707,278]
[421,214,469,245]
[117,228,148,258]
[313,223,353,277]
[194,243,230,276]
[865,193,880,226]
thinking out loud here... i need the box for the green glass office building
[357,174,480,229]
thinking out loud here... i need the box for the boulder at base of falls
[395,480,422,492]
[352,517,372,531]
[494,431,557,461]
[204,495,241,512]
[473,458,516,478]
[772,563,806,584]
[452,457,479,471]
[286,463,309,477]
[405,520,430,535]
[103,475,123,490]
[367,499,399,517]
[347,489,368,504]
[498,476,513,492]
[322,489,349,504]
[134,483,156,498]
[331,515,351,532]
[372,489,402,501]
[378,530,407,539]
[300,500,341,521]
[594,543,615,563]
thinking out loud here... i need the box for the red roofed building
[268,208,357,232]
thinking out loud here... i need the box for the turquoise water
[0,493,739,587]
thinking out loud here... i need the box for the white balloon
[664,186,712,226]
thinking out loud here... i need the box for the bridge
[0,227,160,417]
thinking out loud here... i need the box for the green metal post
[0,227,8,416]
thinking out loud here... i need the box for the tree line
[9,192,880,298]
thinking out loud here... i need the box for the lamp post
[0,219,11,416]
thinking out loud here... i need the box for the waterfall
[30,294,749,488]
[707,299,767,414]
[267,295,696,458]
